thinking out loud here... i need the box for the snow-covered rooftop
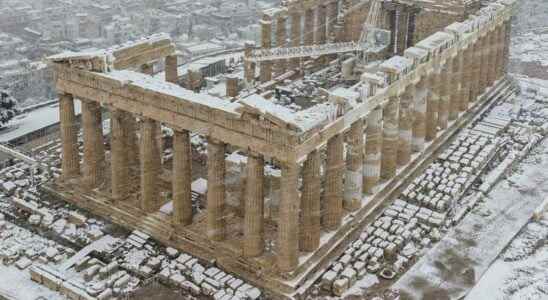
[380,56,413,74]
[415,32,454,52]
[0,101,82,143]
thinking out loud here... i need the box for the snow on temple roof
[47,50,107,62]
[237,94,338,133]
[415,32,454,52]
[379,56,413,74]
[330,86,360,101]
[108,33,170,56]
[262,7,286,18]
[361,72,386,85]
[103,70,241,115]
[293,103,338,133]
[404,47,429,61]
[47,33,172,69]
[238,94,298,128]
[445,22,469,36]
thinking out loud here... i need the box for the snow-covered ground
[462,0,548,297]
[509,0,548,80]
[0,264,63,300]
[466,217,548,300]
[395,130,548,300]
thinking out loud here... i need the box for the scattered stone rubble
[318,102,516,297]
[316,78,548,297]
[0,139,262,299]
[0,214,74,268]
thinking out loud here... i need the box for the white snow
[0,101,82,143]
[102,70,242,114]
[0,265,63,300]
[191,178,208,195]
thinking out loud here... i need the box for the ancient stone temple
[47,0,516,297]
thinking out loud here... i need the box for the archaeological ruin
[45,0,516,297]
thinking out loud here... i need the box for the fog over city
[0,1,547,300]
[0,0,279,108]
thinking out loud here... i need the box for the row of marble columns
[59,21,510,274]
[57,54,307,273]
[257,0,340,83]
[274,21,511,271]
[59,55,195,227]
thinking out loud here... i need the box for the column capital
[246,149,263,159]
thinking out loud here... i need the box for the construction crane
[245,0,390,63]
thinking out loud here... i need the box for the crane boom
[246,0,388,63]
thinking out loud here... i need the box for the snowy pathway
[393,138,548,300]
[0,265,63,300]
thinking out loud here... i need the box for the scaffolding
[246,0,389,63]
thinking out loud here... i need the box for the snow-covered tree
[0,90,18,129]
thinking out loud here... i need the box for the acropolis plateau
[0,0,547,300]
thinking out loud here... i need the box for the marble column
[344,120,364,211]
[207,138,226,241]
[495,25,505,80]
[470,38,482,102]
[324,133,344,231]
[425,69,439,141]
[243,152,265,257]
[59,93,80,180]
[327,1,338,37]
[398,87,413,166]
[82,100,102,188]
[478,34,489,95]
[275,15,287,77]
[395,8,409,55]
[448,54,460,121]
[438,59,450,130]
[140,63,163,165]
[316,5,327,45]
[125,114,139,168]
[304,8,315,46]
[300,150,321,252]
[363,107,382,194]
[316,4,328,64]
[111,109,129,200]
[290,12,302,70]
[277,161,299,272]
[503,20,511,74]
[140,118,160,212]
[381,97,399,180]
[172,130,193,227]
[165,55,179,84]
[461,45,473,110]
[412,77,427,152]
[244,42,256,85]
[95,106,105,176]
[487,28,498,87]
[260,15,273,83]
[497,23,506,74]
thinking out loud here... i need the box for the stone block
[321,271,337,291]
[332,278,349,297]
[341,267,357,286]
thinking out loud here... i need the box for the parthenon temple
[47,0,516,297]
